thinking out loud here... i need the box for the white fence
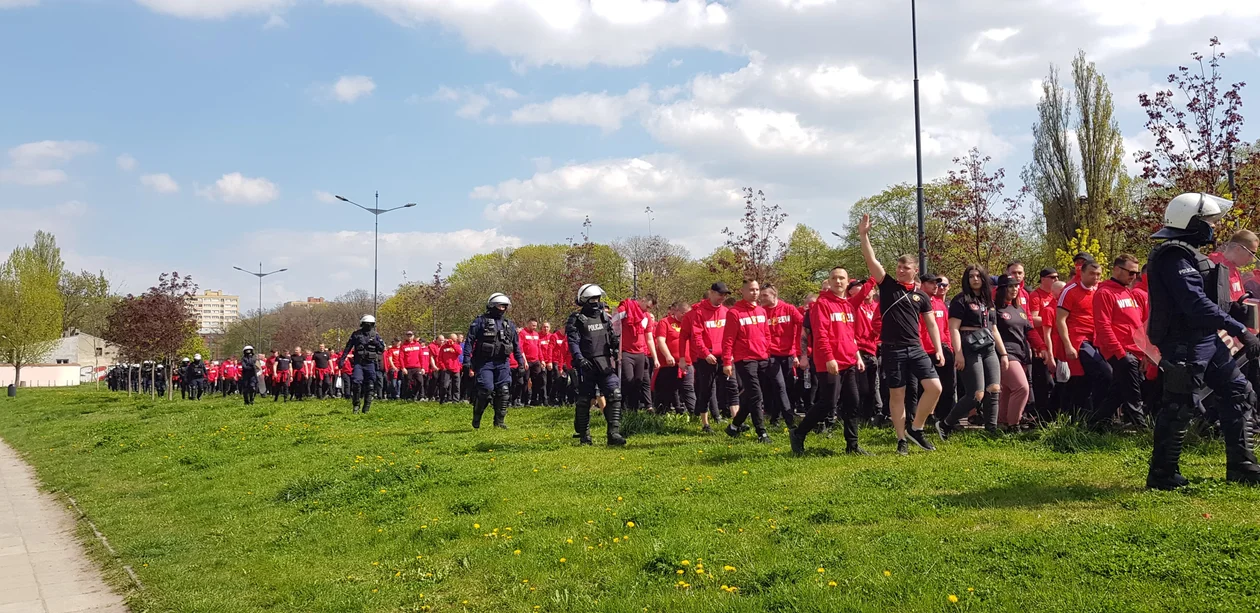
[0,364,83,388]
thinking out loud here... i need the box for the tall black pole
[374,191,379,317]
[911,0,927,274]
[257,262,263,349]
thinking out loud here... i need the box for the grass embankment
[0,388,1257,612]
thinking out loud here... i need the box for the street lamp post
[335,193,417,316]
[232,263,288,349]
[911,0,928,274]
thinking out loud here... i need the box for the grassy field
[1,387,1258,612]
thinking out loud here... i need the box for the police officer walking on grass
[1146,193,1260,489]
[343,315,386,414]
[566,284,627,446]
[465,293,526,430]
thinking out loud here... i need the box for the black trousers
[934,347,956,421]
[693,360,733,419]
[529,362,547,406]
[654,365,696,414]
[1030,357,1056,420]
[857,352,882,419]
[731,360,768,434]
[797,368,860,446]
[406,370,425,400]
[1106,354,1147,426]
[620,352,652,410]
[762,355,796,423]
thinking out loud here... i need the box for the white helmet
[487,293,511,309]
[243,345,254,352]
[194,353,202,361]
[577,283,605,305]
[361,315,376,325]
[1163,192,1232,229]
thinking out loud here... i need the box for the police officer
[186,354,208,400]
[178,357,191,398]
[464,293,526,429]
[566,284,627,446]
[342,315,386,414]
[1147,193,1260,489]
[240,345,260,405]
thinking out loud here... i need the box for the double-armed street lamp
[335,192,417,316]
[232,263,287,349]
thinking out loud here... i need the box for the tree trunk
[12,363,20,394]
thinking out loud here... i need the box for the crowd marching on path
[103,193,1260,490]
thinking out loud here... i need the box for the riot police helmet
[487,293,511,310]
[577,283,605,306]
[1153,192,1233,242]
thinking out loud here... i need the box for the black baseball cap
[847,279,865,290]
[405,330,415,336]
[710,282,731,295]
[919,273,940,283]
[1073,252,1094,263]
[1039,267,1059,279]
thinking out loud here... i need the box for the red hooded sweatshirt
[518,328,542,362]
[764,301,803,357]
[618,299,653,355]
[538,333,554,364]
[810,279,874,370]
[439,341,462,372]
[551,332,571,368]
[400,340,425,369]
[688,300,727,361]
[722,300,770,365]
[1092,278,1143,360]
[855,299,879,356]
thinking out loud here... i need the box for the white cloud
[326,0,732,67]
[471,155,745,249]
[116,154,137,171]
[431,86,501,119]
[508,85,652,132]
[313,190,337,204]
[132,0,291,19]
[0,201,88,248]
[140,173,180,193]
[327,75,376,103]
[0,140,97,186]
[198,172,279,205]
[263,14,287,29]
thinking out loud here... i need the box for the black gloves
[1240,329,1260,359]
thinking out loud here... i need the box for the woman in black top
[994,275,1032,430]
[940,264,1009,437]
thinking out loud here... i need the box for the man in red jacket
[384,339,403,400]
[1208,229,1259,302]
[1057,260,1111,428]
[1027,268,1059,420]
[519,319,545,406]
[550,327,571,405]
[689,283,737,433]
[850,278,882,421]
[537,322,554,404]
[654,301,694,415]
[918,274,954,423]
[617,297,656,412]
[759,284,801,428]
[400,332,429,401]
[1093,254,1148,429]
[722,279,772,443]
[792,271,875,455]
[438,335,462,403]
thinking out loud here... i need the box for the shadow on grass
[933,480,1136,510]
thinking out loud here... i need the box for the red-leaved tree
[102,272,198,399]
[1135,37,1248,232]
[935,148,1021,275]
[711,188,787,284]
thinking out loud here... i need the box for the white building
[0,333,117,387]
[189,290,240,333]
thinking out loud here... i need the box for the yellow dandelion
[676,569,685,575]
[613,537,620,543]
[948,595,959,603]
[828,581,837,587]
[513,549,521,555]
[617,496,623,501]
[566,538,573,544]
[626,521,635,528]
[968,587,974,592]
[559,558,567,563]
[473,523,480,529]
[681,560,691,566]
[723,565,736,572]
[883,570,891,577]
[817,567,826,573]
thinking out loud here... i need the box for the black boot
[842,418,871,455]
[1223,400,1260,485]
[789,427,806,456]
[362,384,373,414]
[493,386,510,429]
[606,393,626,446]
[575,398,592,445]
[472,393,489,429]
[1147,401,1192,490]
[350,387,361,414]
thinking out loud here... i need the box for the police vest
[1148,239,1230,345]
[571,309,616,373]
[474,316,515,361]
[350,331,384,365]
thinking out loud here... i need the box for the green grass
[1,387,1259,613]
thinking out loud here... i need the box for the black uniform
[465,311,524,428]
[343,325,386,413]
[240,352,259,404]
[1147,226,1260,488]
[566,302,626,446]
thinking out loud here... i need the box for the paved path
[0,438,128,613]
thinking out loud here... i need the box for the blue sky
[2,0,1259,306]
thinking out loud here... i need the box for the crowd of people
[105,193,1260,488]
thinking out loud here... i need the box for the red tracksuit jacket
[1092,278,1144,360]
[688,300,728,361]
[518,329,542,362]
[722,300,770,365]
[810,280,874,370]
[764,301,803,357]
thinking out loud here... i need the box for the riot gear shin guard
[1147,399,1194,490]
[575,396,593,445]
[606,389,626,446]
[493,384,510,428]
[473,392,490,429]
[1224,389,1260,485]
